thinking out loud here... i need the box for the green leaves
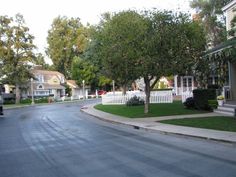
[0,14,35,85]
[46,16,86,78]
[71,56,96,86]
[87,10,206,113]
[190,0,227,47]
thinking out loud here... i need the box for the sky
[0,0,193,62]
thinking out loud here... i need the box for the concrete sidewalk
[81,104,236,144]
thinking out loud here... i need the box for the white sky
[0,0,193,61]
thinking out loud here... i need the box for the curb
[81,106,236,145]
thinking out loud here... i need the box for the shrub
[208,100,218,110]
[20,98,32,104]
[126,96,144,106]
[20,97,49,104]
[207,84,219,89]
[35,97,48,103]
[3,99,15,105]
[183,97,195,109]
[193,89,216,110]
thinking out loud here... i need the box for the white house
[30,69,66,99]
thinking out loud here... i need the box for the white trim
[222,0,236,11]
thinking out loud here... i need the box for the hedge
[193,89,216,110]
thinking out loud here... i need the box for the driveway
[0,100,236,177]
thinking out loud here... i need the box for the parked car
[98,90,107,95]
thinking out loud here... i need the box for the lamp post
[112,80,115,95]
[0,83,3,115]
[31,78,35,105]
[82,80,85,100]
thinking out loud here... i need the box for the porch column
[191,76,194,92]
[174,75,178,95]
[180,76,183,95]
[229,62,236,100]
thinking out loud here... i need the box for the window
[34,90,49,96]
[37,84,44,89]
[36,75,44,83]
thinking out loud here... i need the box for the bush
[126,96,144,106]
[20,97,49,104]
[183,97,195,109]
[207,84,219,89]
[20,98,32,104]
[208,100,218,110]
[3,99,15,105]
[193,89,216,110]
[35,97,48,103]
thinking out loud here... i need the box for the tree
[83,25,112,90]
[93,11,148,94]
[46,16,86,78]
[190,0,227,47]
[71,56,96,86]
[34,53,51,70]
[86,10,206,113]
[0,14,36,104]
[138,11,206,113]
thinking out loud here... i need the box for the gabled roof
[32,69,65,77]
[67,80,79,88]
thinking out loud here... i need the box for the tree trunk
[144,78,151,114]
[15,84,21,104]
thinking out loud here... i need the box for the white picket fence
[181,91,193,103]
[102,91,173,105]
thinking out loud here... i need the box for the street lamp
[82,80,85,100]
[31,78,35,105]
[112,80,115,95]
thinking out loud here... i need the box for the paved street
[0,101,236,177]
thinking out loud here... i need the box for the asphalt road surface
[0,100,236,177]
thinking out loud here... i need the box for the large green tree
[190,0,227,47]
[46,16,86,78]
[87,10,206,113]
[93,11,148,94]
[0,14,35,104]
[138,11,205,113]
[71,56,96,86]
[83,25,112,89]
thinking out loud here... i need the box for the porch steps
[214,104,236,116]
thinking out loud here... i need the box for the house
[66,80,92,100]
[207,0,236,115]
[173,75,197,95]
[222,0,236,101]
[206,0,236,100]
[30,69,66,99]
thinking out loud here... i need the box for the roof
[31,69,65,90]
[67,80,79,88]
[32,69,65,77]
[222,0,236,11]
[204,38,236,55]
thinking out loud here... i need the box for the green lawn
[160,117,236,132]
[94,101,208,118]
[3,103,31,108]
